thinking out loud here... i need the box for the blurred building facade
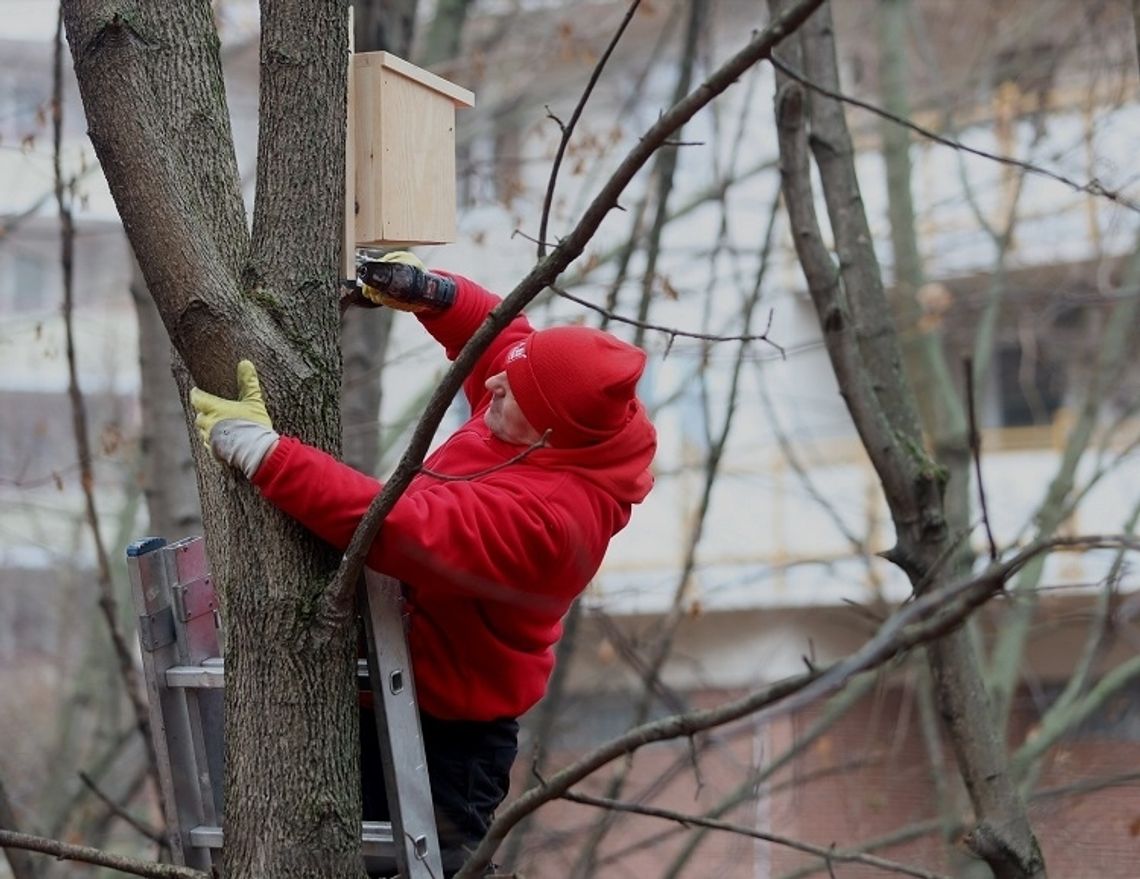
[1,2,1139,877]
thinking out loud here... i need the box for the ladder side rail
[164,537,225,823]
[361,570,443,879]
[126,538,213,871]
[164,535,225,825]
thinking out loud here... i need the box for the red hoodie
[253,274,656,721]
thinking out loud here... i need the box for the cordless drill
[341,260,457,314]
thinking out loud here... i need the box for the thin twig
[561,790,950,879]
[630,0,706,353]
[537,0,642,260]
[552,284,783,351]
[52,5,160,791]
[963,357,997,560]
[77,772,163,846]
[769,56,1140,214]
[659,670,883,879]
[601,753,887,869]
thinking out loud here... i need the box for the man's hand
[376,250,425,270]
[189,360,279,479]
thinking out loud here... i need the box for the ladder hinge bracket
[173,576,219,624]
[138,606,175,651]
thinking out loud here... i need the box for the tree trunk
[877,0,971,570]
[62,2,361,876]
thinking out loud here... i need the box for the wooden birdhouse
[350,52,475,248]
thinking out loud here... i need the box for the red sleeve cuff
[417,271,502,359]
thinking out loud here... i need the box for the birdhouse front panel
[352,53,474,247]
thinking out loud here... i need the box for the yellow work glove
[189,360,279,479]
[360,250,431,313]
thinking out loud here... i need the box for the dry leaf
[596,638,616,664]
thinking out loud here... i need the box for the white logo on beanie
[506,341,527,363]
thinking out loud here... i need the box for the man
[190,254,657,876]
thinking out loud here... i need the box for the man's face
[484,372,543,446]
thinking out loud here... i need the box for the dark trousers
[360,706,518,878]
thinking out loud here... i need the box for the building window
[995,344,1065,427]
[0,75,45,144]
[4,252,48,313]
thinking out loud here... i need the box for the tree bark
[62,2,360,876]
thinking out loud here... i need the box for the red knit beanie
[504,326,646,448]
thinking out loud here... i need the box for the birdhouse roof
[370,52,475,108]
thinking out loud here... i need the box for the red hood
[525,399,656,505]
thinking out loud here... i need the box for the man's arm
[253,436,584,608]
[418,272,534,410]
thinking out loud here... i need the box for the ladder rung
[165,658,369,689]
[166,661,225,689]
[188,825,223,849]
[189,821,397,855]
[361,821,398,852]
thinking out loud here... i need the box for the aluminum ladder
[126,535,442,877]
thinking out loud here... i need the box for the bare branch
[537,0,642,260]
[963,358,997,560]
[0,831,204,879]
[772,70,913,508]
[552,283,783,350]
[77,773,163,846]
[769,56,1140,214]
